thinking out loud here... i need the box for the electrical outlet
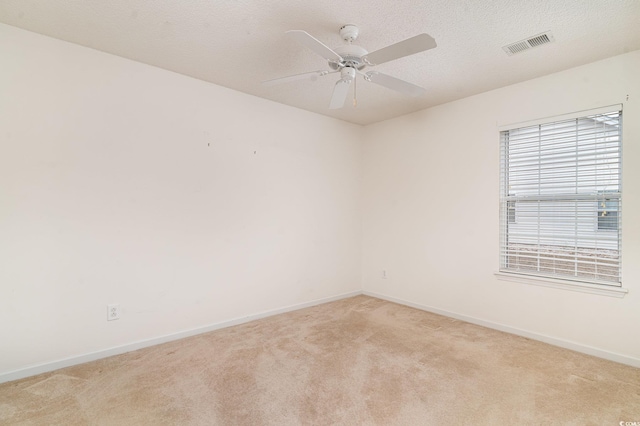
[107,304,120,321]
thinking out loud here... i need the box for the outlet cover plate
[107,304,120,321]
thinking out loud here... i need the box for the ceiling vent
[503,31,555,56]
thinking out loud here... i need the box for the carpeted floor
[1,295,639,425]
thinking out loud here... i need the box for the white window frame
[498,106,623,294]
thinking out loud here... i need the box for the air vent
[503,31,555,56]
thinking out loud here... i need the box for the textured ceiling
[1,0,639,125]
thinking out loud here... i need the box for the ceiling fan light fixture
[341,67,356,81]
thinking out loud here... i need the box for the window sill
[494,271,627,298]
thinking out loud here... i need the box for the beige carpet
[1,295,639,425]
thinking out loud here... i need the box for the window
[500,109,622,286]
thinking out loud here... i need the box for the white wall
[362,50,640,364]
[0,24,363,378]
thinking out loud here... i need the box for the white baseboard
[5,289,637,384]
[0,290,362,384]
[363,290,640,368]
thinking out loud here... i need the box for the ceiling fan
[263,24,437,109]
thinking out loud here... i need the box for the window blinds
[499,110,621,285]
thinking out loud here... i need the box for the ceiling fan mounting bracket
[339,24,359,43]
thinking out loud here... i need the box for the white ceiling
[1,0,639,125]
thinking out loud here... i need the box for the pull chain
[353,75,357,107]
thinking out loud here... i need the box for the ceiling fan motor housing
[330,44,369,70]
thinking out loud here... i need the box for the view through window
[499,109,622,285]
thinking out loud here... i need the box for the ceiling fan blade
[363,33,436,66]
[263,70,332,86]
[329,78,352,109]
[286,30,343,63]
[365,72,426,97]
